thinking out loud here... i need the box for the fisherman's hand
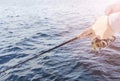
[78,16,116,51]
[79,16,114,40]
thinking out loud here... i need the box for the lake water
[0,0,120,81]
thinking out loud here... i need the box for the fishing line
[0,36,79,74]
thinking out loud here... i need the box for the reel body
[91,36,116,51]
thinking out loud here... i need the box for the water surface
[0,0,120,81]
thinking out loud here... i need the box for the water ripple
[0,0,120,81]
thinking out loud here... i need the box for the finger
[78,28,96,40]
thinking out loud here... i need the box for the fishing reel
[91,36,116,51]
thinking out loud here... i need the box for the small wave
[32,33,51,39]
[1,46,22,54]
[0,54,16,64]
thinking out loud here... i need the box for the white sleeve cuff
[109,12,120,32]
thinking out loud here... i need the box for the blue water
[0,0,120,81]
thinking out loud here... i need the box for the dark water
[0,0,120,81]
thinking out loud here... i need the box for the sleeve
[108,12,120,32]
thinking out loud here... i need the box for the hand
[105,3,120,15]
[79,16,114,40]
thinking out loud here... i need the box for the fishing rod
[0,35,82,74]
[0,28,114,75]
